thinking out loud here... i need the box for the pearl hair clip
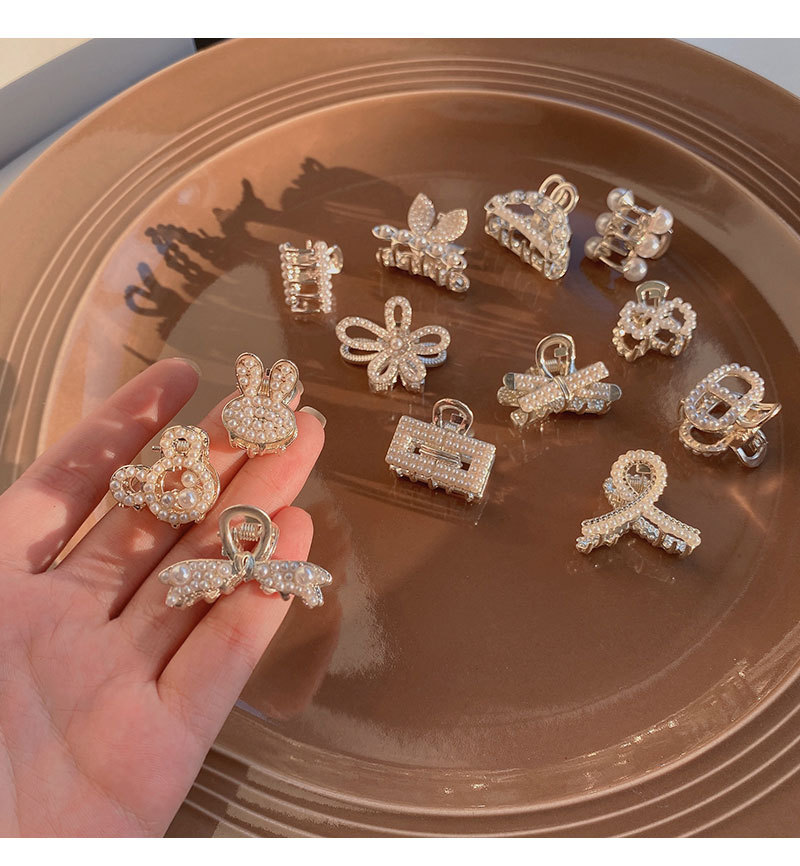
[498,333,621,428]
[222,353,302,457]
[385,399,496,502]
[279,239,342,314]
[678,363,781,468]
[577,450,701,557]
[585,187,673,281]
[373,192,470,292]
[158,505,333,609]
[484,174,579,280]
[110,425,220,528]
[613,280,696,361]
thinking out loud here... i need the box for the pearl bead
[161,492,174,508]
[174,565,191,585]
[635,232,662,258]
[649,206,673,234]
[584,236,603,259]
[595,212,612,234]
[176,488,198,510]
[623,256,648,282]
[294,565,315,585]
[181,470,198,488]
[607,187,630,211]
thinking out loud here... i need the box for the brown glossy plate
[1,39,800,837]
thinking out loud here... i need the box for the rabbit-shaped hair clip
[222,353,302,457]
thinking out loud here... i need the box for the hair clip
[613,280,696,361]
[158,505,332,609]
[110,425,219,527]
[678,363,781,468]
[335,295,450,393]
[373,192,469,292]
[584,187,673,281]
[222,353,301,457]
[484,174,579,280]
[576,450,700,557]
[498,333,621,428]
[279,239,342,314]
[385,398,495,502]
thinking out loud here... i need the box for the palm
[0,359,324,836]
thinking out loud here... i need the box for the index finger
[0,358,200,573]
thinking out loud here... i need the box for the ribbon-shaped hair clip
[159,505,332,609]
[576,450,701,557]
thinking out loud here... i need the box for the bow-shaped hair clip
[159,505,332,609]
[498,333,622,428]
[373,192,469,292]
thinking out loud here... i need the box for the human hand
[0,358,325,836]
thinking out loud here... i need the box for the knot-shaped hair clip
[336,295,450,393]
[498,333,621,428]
[222,353,301,457]
[159,505,332,609]
[110,425,220,527]
[484,174,579,280]
[576,450,701,557]
[613,280,697,361]
[386,398,496,502]
[585,187,673,281]
[678,363,781,468]
[279,239,342,314]
[373,192,469,293]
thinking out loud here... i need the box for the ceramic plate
[2,39,799,836]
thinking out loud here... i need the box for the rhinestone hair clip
[373,192,470,293]
[576,450,701,557]
[484,174,579,280]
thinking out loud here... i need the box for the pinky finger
[156,506,313,741]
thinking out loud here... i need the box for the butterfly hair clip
[158,505,332,609]
[373,192,470,292]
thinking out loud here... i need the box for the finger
[0,358,199,573]
[156,506,313,740]
[62,386,311,616]
[115,410,324,673]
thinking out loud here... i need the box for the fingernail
[299,406,327,429]
[168,356,201,375]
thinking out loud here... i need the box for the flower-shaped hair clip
[335,295,450,393]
